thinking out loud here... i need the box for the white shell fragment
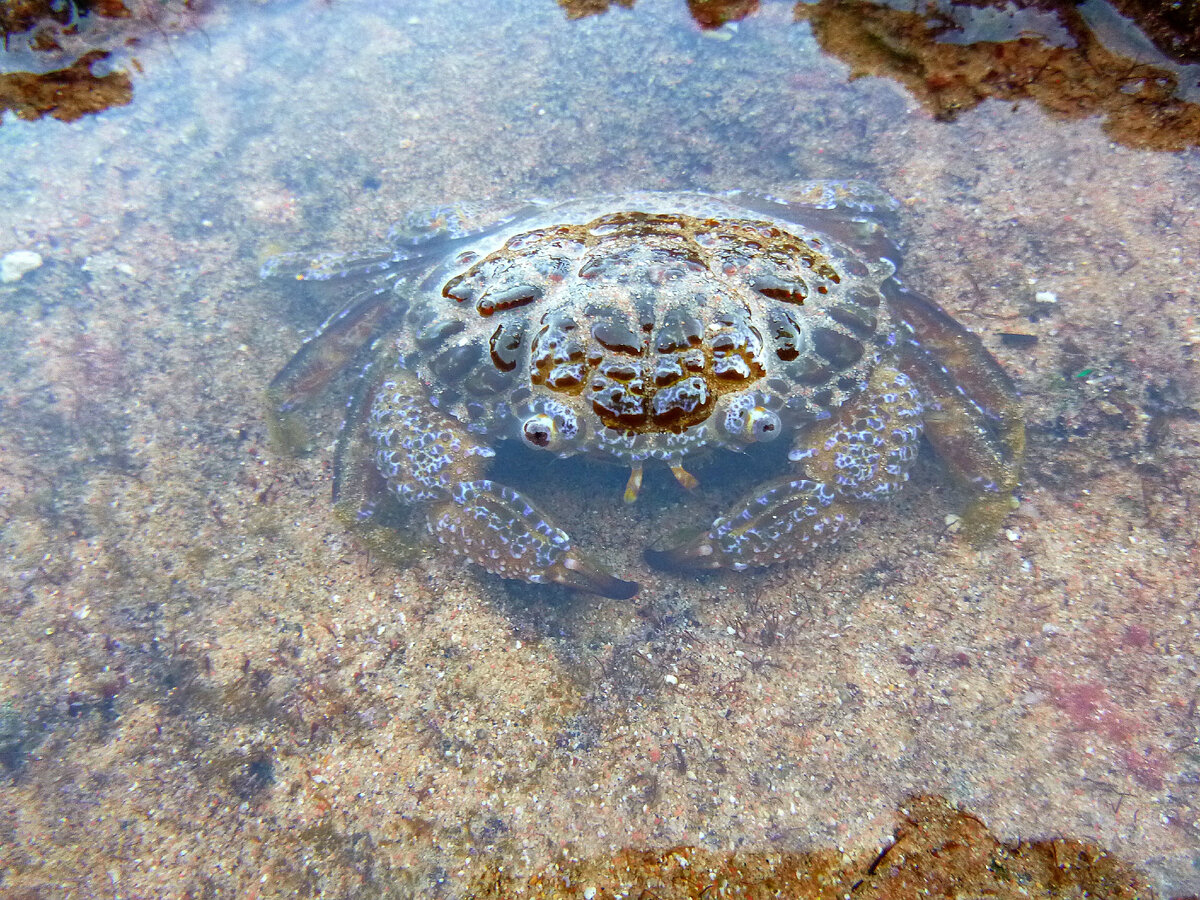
[0,250,44,283]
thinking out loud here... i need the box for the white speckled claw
[370,370,637,599]
[646,477,862,571]
[430,480,638,599]
[648,364,923,573]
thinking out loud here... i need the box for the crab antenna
[623,465,644,504]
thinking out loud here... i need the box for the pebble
[0,250,43,283]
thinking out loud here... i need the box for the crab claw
[430,480,638,600]
[550,550,640,600]
[646,477,861,572]
[644,526,719,571]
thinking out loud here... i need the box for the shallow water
[1,0,1198,896]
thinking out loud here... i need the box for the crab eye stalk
[522,414,558,450]
[745,407,781,442]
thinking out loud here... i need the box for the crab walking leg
[266,283,402,454]
[885,285,1024,484]
[369,371,639,600]
[648,365,924,571]
[887,285,1025,540]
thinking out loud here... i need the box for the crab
[263,185,1024,600]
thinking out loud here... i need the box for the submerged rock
[0,249,43,283]
[471,795,1162,899]
[793,0,1200,151]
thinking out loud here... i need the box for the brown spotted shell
[397,190,900,464]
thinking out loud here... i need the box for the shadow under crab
[263,186,1024,599]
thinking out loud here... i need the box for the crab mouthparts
[622,462,699,503]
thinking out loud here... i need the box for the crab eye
[522,414,556,449]
[745,407,781,442]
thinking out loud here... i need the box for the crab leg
[370,371,638,600]
[887,285,1025,539]
[329,339,402,523]
[266,281,403,448]
[647,365,923,571]
[260,246,402,283]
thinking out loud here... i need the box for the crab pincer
[429,480,638,599]
[367,372,636,598]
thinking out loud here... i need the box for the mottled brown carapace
[440,210,856,434]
